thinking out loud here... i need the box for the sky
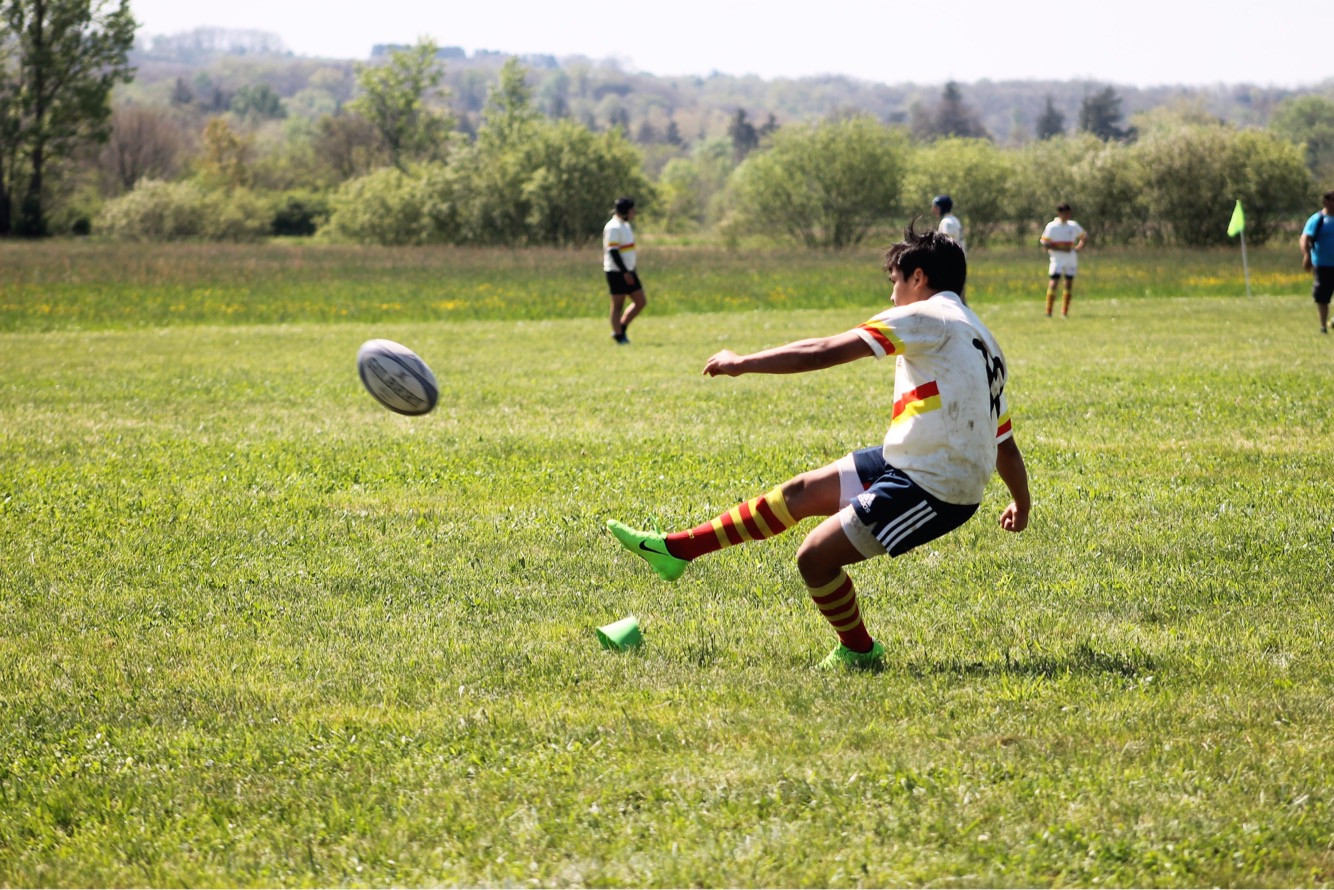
[128,0,1330,89]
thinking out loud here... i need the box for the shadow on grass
[907,641,1155,679]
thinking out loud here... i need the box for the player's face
[889,266,918,305]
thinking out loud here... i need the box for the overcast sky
[128,0,1329,89]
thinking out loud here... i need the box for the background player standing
[1300,190,1334,335]
[932,195,963,248]
[1041,203,1087,317]
[603,196,646,344]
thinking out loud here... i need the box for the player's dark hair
[1323,190,1334,204]
[1057,202,1072,212]
[882,219,967,295]
[614,196,635,215]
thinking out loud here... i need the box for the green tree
[0,0,136,236]
[230,83,287,120]
[656,136,735,232]
[350,37,453,170]
[195,116,252,192]
[728,108,758,160]
[521,121,653,246]
[1036,96,1065,140]
[1135,124,1309,246]
[1269,94,1334,184]
[1078,86,1131,141]
[728,115,905,249]
[904,137,1013,247]
[0,37,19,235]
[933,81,989,139]
[482,57,538,147]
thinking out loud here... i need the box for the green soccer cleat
[818,639,886,671]
[606,519,688,582]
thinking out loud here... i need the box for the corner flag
[1227,200,1245,237]
[1228,200,1251,296]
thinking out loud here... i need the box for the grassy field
[1,241,1332,886]
[0,238,1311,330]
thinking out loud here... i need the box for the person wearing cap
[1300,189,1334,335]
[932,195,963,249]
[931,195,966,302]
[603,197,646,344]
[1040,202,1087,318]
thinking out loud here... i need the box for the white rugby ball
[357,339,439,416]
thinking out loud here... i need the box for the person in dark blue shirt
[1300,190,1334,334]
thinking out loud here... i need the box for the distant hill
[125,29,1332,147]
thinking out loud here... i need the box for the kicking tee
[603,215,637,272]
[854,292,1013,505]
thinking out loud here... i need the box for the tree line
[0,4,1328,247]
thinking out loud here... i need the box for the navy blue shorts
[835,446,979,558]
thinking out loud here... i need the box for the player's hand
[1303,256,1314,273]
[703,349,742,376]
[624,272,635,285]
[999,501,1028,532]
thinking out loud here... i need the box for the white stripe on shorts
[877,500,937,552]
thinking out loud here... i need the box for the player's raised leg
[606,462,843,581]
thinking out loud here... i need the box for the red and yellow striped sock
[1062,288,1073,316]
[1044,285,1057,315]
[807,569,874,653]
[665,487,797,561]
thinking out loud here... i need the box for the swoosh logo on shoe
[638,540,668,556]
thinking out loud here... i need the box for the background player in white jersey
[1040,202,1087,317]
[932,194,963,247]
[607,225,1031,670]
[603,196,646,344]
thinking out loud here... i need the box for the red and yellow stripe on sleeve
[996,411,1013,440]
[890,380,941,426]
[858,320,906,355]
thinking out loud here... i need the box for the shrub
[95,179,272,242]
[323,166,434,245]
[95,179,205,241]
[270,192,331,237]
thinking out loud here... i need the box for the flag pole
[1240,228,1252,297]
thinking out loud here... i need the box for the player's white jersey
[1041,217,1084,253]
[937,213,963,248]
[603,215,637,272]
[853,292,1012,505]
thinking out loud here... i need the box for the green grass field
[1,241,1332,886]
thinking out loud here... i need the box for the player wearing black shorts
[603,197,646,344]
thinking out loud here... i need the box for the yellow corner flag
[1227,200,1245,237]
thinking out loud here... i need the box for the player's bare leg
[609,293,627,341]
[619,289,646,338]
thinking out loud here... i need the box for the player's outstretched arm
[996,436,1031,533]
[703,330,873,377]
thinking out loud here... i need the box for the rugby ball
[357,339,439,416]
